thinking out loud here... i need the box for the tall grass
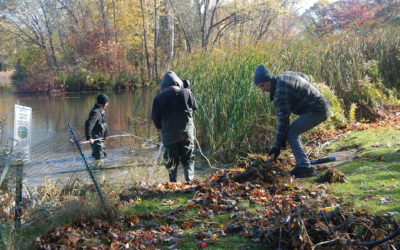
[58,70,142,91]
[173,28,400,160]
[174,49,276,160]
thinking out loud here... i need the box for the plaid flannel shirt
[271,71,331,148]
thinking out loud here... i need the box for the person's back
[152,86,197,145]
[273,71,330,116]
[151,71,198,183]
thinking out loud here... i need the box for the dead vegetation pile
[317,168,349,183]
[36,156,400,249]
[233,154,285,184]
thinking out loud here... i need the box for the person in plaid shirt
[253,65,331,178]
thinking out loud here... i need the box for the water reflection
[0,83,212,187]
[0,82,170,186]
[0,85,160,146]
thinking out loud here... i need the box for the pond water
[0,79,210,187]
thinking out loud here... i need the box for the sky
[297,0,320,14]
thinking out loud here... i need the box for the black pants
[91,140,107,160]
[164,139,195,182]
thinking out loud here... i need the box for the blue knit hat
[253,65,274,85]
[97,93,109,105]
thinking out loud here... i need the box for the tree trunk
[169,0,191,53]
[40,1,58,70]
[140,0,151,79]
[196,0,209,50]
[166,0,174,65]
[112,0,117,43]
[99,0,108,42]
[153,0,158,78]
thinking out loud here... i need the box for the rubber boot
[183,163,195,183]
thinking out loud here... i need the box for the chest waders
[91,122,108,160]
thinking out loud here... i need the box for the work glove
[269,146,280,161]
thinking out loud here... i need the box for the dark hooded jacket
[152,71,198,145]
[85,104,109,140]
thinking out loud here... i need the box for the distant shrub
[347,103,357,124]
[60,70,87,91]
[313,82,347,129]
[15,72,60,93]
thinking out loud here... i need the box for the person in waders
[85,94,109,160]
[151,71,198,183]
[253,65,331,178]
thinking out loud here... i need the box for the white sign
[13,104,32,160]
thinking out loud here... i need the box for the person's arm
[274,102,291,149]
[189,90,198,111]
[151,98,162,129]
[273,87,291,149]
[85,110,99,140]
[104,114,109,139]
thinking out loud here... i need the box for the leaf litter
[35,108,400,249]
[36,160,399,249]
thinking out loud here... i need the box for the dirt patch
[314,149,359,169]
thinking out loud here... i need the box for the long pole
[80,134,131,145]
[67,123,104,204]
[147,142,163,183]
[109,126,159,146]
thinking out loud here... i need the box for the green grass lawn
[320,126,400,216]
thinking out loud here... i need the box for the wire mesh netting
[0,120,174,228]
[0,117,14,189]
[20,123,168,188]
[0,122,172,201]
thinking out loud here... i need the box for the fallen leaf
[212,234,218,241]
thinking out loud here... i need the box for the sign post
[13,104,32,228]
[13,104,32,160]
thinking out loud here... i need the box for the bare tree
[153,0,159,77]
[39,0,58,69]
[169,0,192,53]
[140,0,151,79]
[1,0,61,69]
[166,0,174,65]
[112,0,117,43]
[99,0,108,42]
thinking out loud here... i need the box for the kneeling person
[151,71,198,183]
